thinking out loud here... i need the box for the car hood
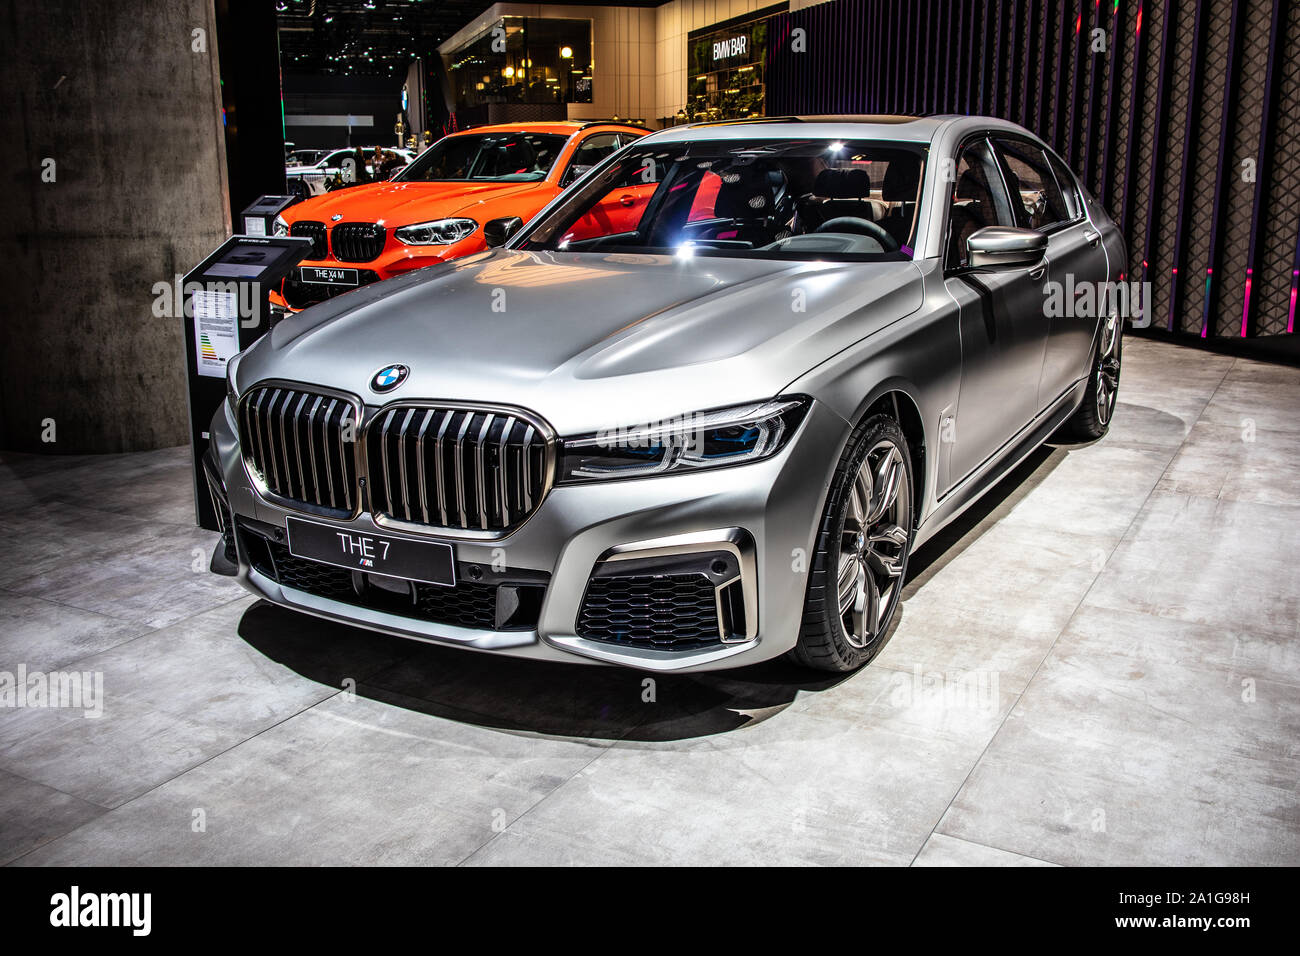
[236,249,924,435]
[285,180,544,225]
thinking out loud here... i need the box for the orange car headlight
[394,218,478,245]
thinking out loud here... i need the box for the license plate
[285,517,455,586]
[300,266,359,286]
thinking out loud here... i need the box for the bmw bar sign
[370,364,409,392]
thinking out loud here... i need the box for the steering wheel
[814,217,899,252]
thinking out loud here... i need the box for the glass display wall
[447,17,593,109]
[686,7,783,122]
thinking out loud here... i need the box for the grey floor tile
[998,439,1174,538]
[465,666,1017,866]
[0,696,242,808]
[1,504,244,628]
[0,769,107,865]
[0,591,149,672]
[1081,493,1300,640]
[876,522,1120,693]
[937,604,1300,866]
[15,694,608,866]
[1158,421,1300,506]
[1198,361,1300,436]
[912,832,1058,867]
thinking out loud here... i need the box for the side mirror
[562,163,593,187]
[483,216,524,248]
[966,226,1047,270]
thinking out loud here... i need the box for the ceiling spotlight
[560,46,573,59]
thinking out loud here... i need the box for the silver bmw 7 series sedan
[205,115,1125,673]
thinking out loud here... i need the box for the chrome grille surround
[363,400,556,539]
[237,384,556,538]
[237,381,364,519]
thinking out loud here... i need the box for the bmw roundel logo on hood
[370,364,409,392]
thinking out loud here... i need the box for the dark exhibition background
[2,0,1297,454]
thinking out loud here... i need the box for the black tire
[790,414,914,673]
[1063,314,1122,442]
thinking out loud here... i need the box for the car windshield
[519,138,925,260]
[396,132,569,183]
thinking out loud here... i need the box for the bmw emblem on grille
[371,365,409,392]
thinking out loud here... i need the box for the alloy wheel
[836,439,911,649]
[1095,315,1122,426]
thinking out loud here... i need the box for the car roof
[640,114,1035,146]
[445,121,650,138]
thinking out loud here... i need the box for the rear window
[995,138,1073,231]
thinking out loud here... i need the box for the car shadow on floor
[237,443,1067,742]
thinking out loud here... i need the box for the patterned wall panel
[1253,3,1300,336]
[1214,0,1270,337]
[764,0,1299,344]
[1179,0,1232,335]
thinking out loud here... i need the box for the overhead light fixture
[560,46,573,59]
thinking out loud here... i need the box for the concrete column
[0,0,230,452]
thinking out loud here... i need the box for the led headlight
[225,353,242,412]
[394,218,478,245]
[558,397,809,482]
[273,214,289,237]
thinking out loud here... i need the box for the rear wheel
[1063,314,1122,441]
[791,414,913,672]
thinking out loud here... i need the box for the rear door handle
[1084,229,1100,247]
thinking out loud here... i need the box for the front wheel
[790,414,914,672]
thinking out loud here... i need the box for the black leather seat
[711,165,781,244]
[880,161,921,247]
[946,167,997,266]
[799,168,887,231]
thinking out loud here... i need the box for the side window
[563,133,619,185]
[995,138,1070,230]
[946,139,1016,269]
[1046,150,1084,222]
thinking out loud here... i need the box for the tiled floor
[2,337,1297,865]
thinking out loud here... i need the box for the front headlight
[273,214,289,237]
[557,397,809,482]
[225,354,241,411]
[394,218,477,245]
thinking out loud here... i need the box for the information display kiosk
[239,194,297,237]
[182,234,312,531]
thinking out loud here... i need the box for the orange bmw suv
[271,121,648,311]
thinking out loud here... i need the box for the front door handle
[1084,229,1100,247]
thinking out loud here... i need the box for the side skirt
[913,377,1088,551]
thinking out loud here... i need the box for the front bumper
[207,395,846,672]
[272,236,485,312]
